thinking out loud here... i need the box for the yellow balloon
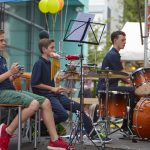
[58,0,64,11]
[39,0,49,13]
[47,0,60,14]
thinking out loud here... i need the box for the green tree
[123,0,145,23]
[88,32,111,64]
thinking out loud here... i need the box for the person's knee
[29,100,40,112]
[41,98,51,109]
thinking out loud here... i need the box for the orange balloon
[58,0,64,11]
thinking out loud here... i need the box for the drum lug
[139,126,142,129]
[133,125,142,129]
[134,108,143,112]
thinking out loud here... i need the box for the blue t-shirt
[31,56,55,96]
[96,48,123,94]
[0,56,15,90]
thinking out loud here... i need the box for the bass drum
[133,97,150,139]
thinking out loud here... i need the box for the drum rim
[131,67,143,75]
[98,90,128,95]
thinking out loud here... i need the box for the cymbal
[96,70,129,78]
[63,71,79,75]
[65,70,129,80]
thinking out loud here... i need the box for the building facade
[0,0,89,72]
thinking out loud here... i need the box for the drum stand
[120,97,134,139]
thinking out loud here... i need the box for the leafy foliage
[123,0,145,23]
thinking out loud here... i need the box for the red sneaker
[0,124,11,150]
[47,137,75,150]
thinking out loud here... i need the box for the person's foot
[0,123,12,150]
[47,137,75,150]
[120,126,133,137]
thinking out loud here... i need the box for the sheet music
[67,12,95,41]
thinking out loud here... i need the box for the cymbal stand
[104,75,110,136]
[123,97,134,138]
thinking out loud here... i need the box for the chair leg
[7,108,11,125]
[28,118,32,143]
[38,109,41,143]
[18,106,22,150]
[34,111,38,149]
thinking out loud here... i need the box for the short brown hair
[111,31,126,44]
[38,38,54,53]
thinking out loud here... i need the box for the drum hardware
[127,106,130,112]
[133,125,142,129]
[134,108,143,112]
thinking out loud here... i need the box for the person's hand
[50,52,60,59]
[10,63,20,75]
[51,87,67,93]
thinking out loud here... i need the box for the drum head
[135,83,150,95]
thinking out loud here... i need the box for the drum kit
[97,67,150,140]
[55,66,150,140]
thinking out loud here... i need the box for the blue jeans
[44,93,94,135]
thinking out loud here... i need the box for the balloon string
[45,14,50,37]
[52,15,55,38]
[63,0,68,39]
[52,13,58,39]
[59,10,63,53]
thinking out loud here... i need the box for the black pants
[38,92,95,136]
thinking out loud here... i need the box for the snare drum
[130,68,150,95]
[133,97,150,139]
[98,91,128,118]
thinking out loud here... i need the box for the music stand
[64,12,105,147]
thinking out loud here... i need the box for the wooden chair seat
[0,104,23,107]
[72,97,99,105]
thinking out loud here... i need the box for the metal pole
[144,0,149,67]
[79,44,84,143]
[18,106,22,150]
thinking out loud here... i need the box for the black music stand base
[68,111,105,150]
